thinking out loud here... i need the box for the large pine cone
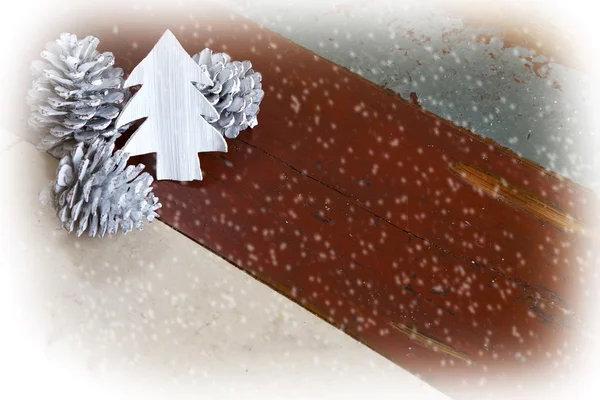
[28,33,130,158]
[193,48,264,139]
[54,138,161,238]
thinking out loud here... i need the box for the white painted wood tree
[115,30,227,181]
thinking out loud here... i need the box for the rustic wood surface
[49,5,600,398]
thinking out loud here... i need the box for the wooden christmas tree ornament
[115,30,228,181]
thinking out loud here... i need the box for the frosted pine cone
[193,48,264,139]
[28,33,130,158]
[54,138,161,238]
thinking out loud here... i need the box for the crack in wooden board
[54,4,600,398]
[390,322,472,364]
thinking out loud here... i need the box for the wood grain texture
[55,4,600,398]
[450,163,586,235]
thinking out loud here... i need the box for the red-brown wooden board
[47,4,600,398]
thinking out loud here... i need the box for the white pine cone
[54,137,161,238]
[28,33,130,158]
[193,48,264,139]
